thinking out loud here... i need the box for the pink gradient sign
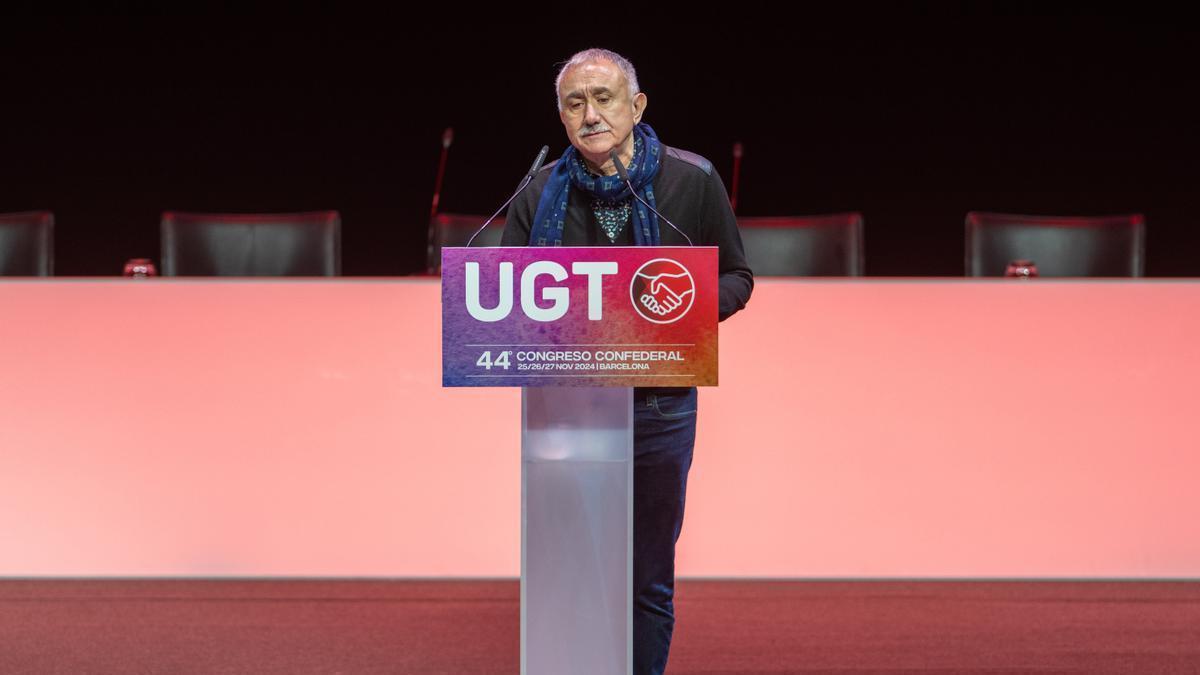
[442,246,718,386]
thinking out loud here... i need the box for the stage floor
[1,579,1197,673]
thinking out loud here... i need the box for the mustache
[579,124,611,137]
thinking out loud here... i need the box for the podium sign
[442,246,719,387]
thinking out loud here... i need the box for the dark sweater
[500,146,754,322]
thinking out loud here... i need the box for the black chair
[737,212,864,276]
[0,210,54,276]
[161,211,341,276]
[427,213,505,275]
[965,212,1145,277]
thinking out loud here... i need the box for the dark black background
[3,12,1196,275]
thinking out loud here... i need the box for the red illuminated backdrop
[1,279,1196,577]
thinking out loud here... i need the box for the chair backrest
[0,210,54,276]
[161,211,341,276]
[737,212,864,276]
[965,211,1145,277]
[427,213,505,275]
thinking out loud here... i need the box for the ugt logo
[630,258,695,324]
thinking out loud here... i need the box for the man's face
[558,59,647,165]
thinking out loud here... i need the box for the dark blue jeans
[633,387,698,675]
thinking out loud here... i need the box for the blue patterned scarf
[528,122,663,246]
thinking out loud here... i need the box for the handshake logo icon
[630,258,696,324]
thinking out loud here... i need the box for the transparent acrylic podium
[521,386,633,675]
[441,244,719,674]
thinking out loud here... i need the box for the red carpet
[1,579,1197,673]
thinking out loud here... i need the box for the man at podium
[502,47,753,674]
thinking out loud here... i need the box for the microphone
[426,127,456,273]
[465,145,550,247]
[525,144,550,177]
[609,149,693,246]
[730,141,743,214]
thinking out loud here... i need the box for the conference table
[1,278,1196,578]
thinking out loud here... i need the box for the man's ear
[632,92,648,123]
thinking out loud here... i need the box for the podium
[443,246,718,674]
